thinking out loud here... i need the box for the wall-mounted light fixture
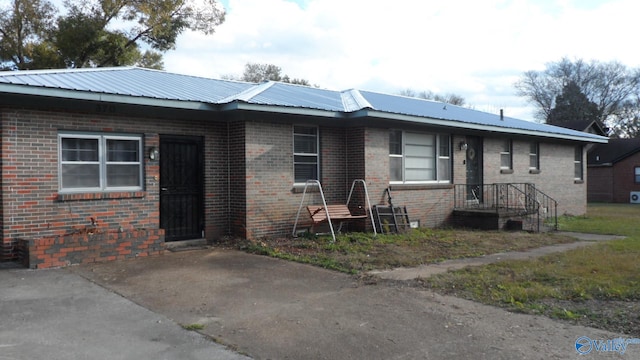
[149,147,159,160]
[459,141,468,151]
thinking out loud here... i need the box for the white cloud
[164,0,640,121]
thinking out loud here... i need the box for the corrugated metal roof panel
[241,82,345,111]
[0,67,254,103]
[0,67,607,142]
[358,90,606,141]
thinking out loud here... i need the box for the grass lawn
[424,203,640,336]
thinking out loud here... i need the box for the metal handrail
[454,183,558,232]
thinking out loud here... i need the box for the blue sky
[162,0,638,121]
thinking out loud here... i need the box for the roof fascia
[0,83,216,111]
[353,110,608,143]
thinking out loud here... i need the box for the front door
[465,136,483,202]
[160,136,204,241]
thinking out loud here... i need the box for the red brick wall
[228,121,247,237]
[612,153,640,203]
[0,108,229,260]
[587,166,614,202]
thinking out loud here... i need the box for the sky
[162,0,639,121]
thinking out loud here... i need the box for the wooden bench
[307,204,367,225]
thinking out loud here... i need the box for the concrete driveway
[0,263,249,360]
[67,241,629,360]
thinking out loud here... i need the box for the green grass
[239,228,577,274]
[181,323,206,331]
[425,204,640,335]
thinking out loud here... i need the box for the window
[529,142,539,171]
[293,126,319,183]
[635,167,640,183]
[574,146,583,181]
[500,139,512,170]
[389,130,451,183]
[59,133,143,192]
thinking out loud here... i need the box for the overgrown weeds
[237,228,576,274]
[424,204,640,336]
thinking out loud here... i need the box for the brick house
[0,68,607,268]
[587,138,640,203]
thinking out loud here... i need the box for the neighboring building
[0,68,607,267]
[587,138,640,203]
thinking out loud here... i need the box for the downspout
[227,120,231,235]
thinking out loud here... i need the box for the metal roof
[0,67,607,143]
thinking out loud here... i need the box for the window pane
[501,139,511,152]
[390,157,402,181]
[294,164,317,183]
[62,138,98,161]
[406,168,434,181]
[574,162,582,179]
[106,164,140,187]
[107,139,139,162]
[405,143,434,157]
[635,167,640,183]
[439,135,450,157]
[439,158,451,181]
[294,135,317,154]
[529,154,538,168]
[575,146,582,161]
[293,126,316,136]
[61,164,100,188]
[405,132,433,145]
[501,153,511,168]
[405,156,433,169]
[389,130,402,155]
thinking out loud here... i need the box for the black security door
[465,136,483,202]
[160,136,204,241]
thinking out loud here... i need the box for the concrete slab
[0,267,249,360]
[69,246,630,360]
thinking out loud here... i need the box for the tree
[0,0,225,70]
[0,0,56,70]
[399,89,466,106]
[547,81,601,125]
[608,96,640,138]
[515,57,640,131]
[224,62,313,86]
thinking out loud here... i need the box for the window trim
[529,141,540,171]
[389,130,451,185]
[293,125,319,184]
[574,145,584,181]
[500,139,512,170]
[58,132,144,193]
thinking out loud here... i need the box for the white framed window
[59,133,143,192]
[293,125,319,183]
[389,130,451,184]
[500,139,512,170]
[635,167,640,184]
[529,142,539,170]
[574,146,583,181]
